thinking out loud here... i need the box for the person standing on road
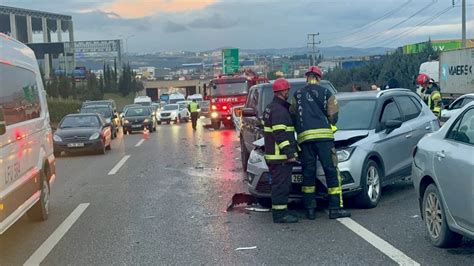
[188,99,199,130]
[290,66,351,220]
[263,78,299,223]
[417,73,442,117]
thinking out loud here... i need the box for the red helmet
[272,78,290,92]
[416,73,430,85]
[305,66,323,78]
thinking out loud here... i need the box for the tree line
[44,60,144,101]
[324,42,439,92]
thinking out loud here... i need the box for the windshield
[125,107,150,117]
[169,98,184,104]
[60,116,100,128]
[337,100,376,130]
[81,107,112,117]
[163,104,179,111]
[212,82,248,96]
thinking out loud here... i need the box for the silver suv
[246,89,440,208]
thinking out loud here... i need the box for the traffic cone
[143,128,149,140]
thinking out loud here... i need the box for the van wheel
[240,136,249,171]
[27,171,50,221]
[423,184,463,247]
[355,160,382,208]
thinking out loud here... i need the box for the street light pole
[461,0,466,48]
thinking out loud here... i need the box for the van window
[0,63,41,126]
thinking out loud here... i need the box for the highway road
[1,122,473,265]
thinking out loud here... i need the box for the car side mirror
[0,107,6,135]
[384,119,402,133]
[242,108,257,117]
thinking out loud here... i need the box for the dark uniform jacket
[263,96,298,164]
[290,84,339,144]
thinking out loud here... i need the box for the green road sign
[222,48,239,74]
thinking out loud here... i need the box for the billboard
[403,39,474,54]
[222,48,239,74]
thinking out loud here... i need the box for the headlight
[124,120,130,124]
[211,112,218,119]
[89,132,100,140]
[337,147,356,162]
[53,134,62,142]
[249,150,263,164]
[143,119,150,123]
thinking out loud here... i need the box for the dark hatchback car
[53,113,112,156]
[239,78,338,171]
[123,106,156,134]
[80,104,119,139]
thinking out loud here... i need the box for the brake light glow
[222,105,228,111]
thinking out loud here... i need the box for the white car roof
[0,33,39,73]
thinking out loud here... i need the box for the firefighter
[417,73,441,117]
[290,66,351,220]
[188,99,199,130]
[263,78,299,223]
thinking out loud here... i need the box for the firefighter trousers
[268,163,293,211]
[300,140,343,210]
[191,112,199,130]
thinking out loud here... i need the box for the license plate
[67,143,84,148]
[132,125,142,128]
[291,174,303,184]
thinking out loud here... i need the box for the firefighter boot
[329,209,351,219]
[306,208,316,220]
[272,210,299,223]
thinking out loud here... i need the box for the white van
[0,34,56,234]
[134,95,152,106]
[169,93,186,104]
[187,94,203,102]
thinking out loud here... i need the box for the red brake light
[222,105,228,111]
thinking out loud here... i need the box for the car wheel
[98,141,106,155]
[257,198,271,208]
[423,184,463,248]
[106,142,112,150]
[27,171,50,221]
[355,159,382,208]
[212,120,220,130]
[167,121,171,125]
[240,136,249,171]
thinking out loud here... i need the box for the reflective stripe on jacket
[290,84,338,144]
[263,96,298,164]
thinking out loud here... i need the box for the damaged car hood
[252,130,369,148]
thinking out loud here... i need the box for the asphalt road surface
[1,122,473,265]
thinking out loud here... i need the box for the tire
[167,121,170,125]
[240,136,250,171]
[54,150,61,158]
[98,141,106,155]
[27,171,50,221]
[148,125,153,132]
[212,120,220,130]
[355,160,382,208]
[177,116,181,124]
[257,198,272,208]
[106,143,112,150]
[422,184,463,248]
[224,122,233,129]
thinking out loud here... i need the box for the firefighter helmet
[272,78,290,92]
[305,66,323,78]
[416,73,431,85]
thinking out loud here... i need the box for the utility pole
[461,0,466,48]
[307,33,321,66]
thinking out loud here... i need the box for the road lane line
[108,155,131,175]
[337,218,420,266]
[24,203,90,266]
[135,139,145,147]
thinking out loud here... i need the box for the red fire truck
[205,70,267,130]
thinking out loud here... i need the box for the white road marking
[24,203,90,266]
[337,218,420,266]
[135,139,145,147]
[108,155,131,175]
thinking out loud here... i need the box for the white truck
[439,47,474,98]
[134,95,152,106]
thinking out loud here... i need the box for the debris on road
[142,215,155,219]
[235,246,257,251]
[227,193,258,211]
[245,207,270,212]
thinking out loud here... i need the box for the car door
[374,98,413,181]
[434,107,474,231]
[394,95,432,169]
[241,86,261,151]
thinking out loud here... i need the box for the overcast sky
[3,0,473,52]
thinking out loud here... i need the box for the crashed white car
[158,104,190,124]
